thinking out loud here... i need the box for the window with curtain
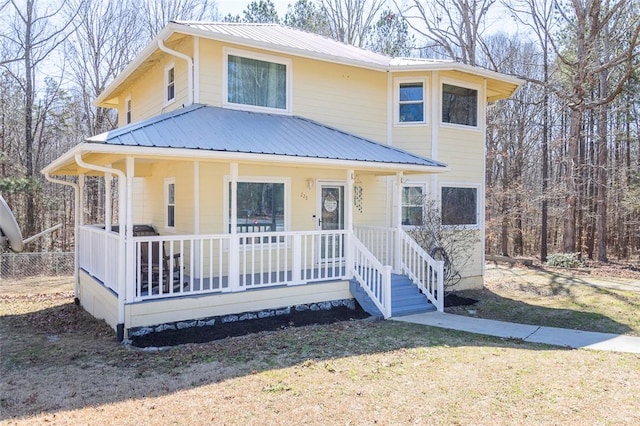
[227,54,287,110]
[442,83,478,127]
[402,185,424,226]
[165,178,175,229]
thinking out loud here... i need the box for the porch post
[394,171,403,273]
[193,161,201,279]
[228,163,239,291]
[345,169,354,278]
[123,157,135,316]
[104,168,112,232]
[78,174,85,226]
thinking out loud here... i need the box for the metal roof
[87,104,446,168]
[174,22,396,68]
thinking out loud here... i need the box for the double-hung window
[225,48,291,113]
[165,63,175,104]
[165,178,175,230]
[396,78,426,124]
[401,185,426,226]
[442,82,478,127]
[441,186,478,226]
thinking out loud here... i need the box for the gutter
[74,154,128,342]
[158,39,194,106]
[44,173,80,303]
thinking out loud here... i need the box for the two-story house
[43,22,522,341]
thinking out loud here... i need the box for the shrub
[545,252,582,268]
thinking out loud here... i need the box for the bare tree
[320,0,385,47]
[0,0,82,242]
[398,0,497,65]
[140,0,218,40]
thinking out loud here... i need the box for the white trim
[163,60,176,106]
[438,182,482,229]
[222,47,293,115]
[393,76,428,126]
[164,177,176,231]
[223,175,291,236]
[440,77,482,131]
[42,143,450,176]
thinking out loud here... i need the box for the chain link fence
[0,252,74,280]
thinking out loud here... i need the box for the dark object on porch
[129,303,370,347]
[444,293,478,308]
[111,224,184,294]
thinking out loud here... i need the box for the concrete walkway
[393,312,640,354]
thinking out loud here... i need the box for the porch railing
[131,230,349,301]
[78,225,120,293]
[354,225,444,312]
[351,236,392,318]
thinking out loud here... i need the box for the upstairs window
[125,96,132,124]
[225,49,290,112]
[397,81,425,124]
[442,83,478,127]
[165,63,175,103]
[441,186,478,226]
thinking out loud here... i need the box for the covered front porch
[43,105,447,339]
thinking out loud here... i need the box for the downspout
[158,39,193,106]
[74,154,128,342]
[44,173,80,305]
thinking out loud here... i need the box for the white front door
[317,183,345,262]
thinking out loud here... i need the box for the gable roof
[94,22,523,107]
[85,104,446,169]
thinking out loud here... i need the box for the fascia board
[64,143,449,175]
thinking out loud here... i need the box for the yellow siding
[437,126,484,182]
[78,270,119,331]
[125,281,352,329]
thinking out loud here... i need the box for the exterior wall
[125,280,352,330]
[117,38,193,127]
[78,269,119,331]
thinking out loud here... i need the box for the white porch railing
[354,225,444,312]
[131,230,349,301]
[399,229,444,312]
[352,236,392,318]
[354,225,397,268]
[78,225,120,293]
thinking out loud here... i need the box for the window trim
[440,78,481,130]
[164,61,176,106]
[164,177,176,231]
[222,47,293,114]
[223,175,291,236]
[439,182,481,229]
[401,182,428,228]
[125,95,132,124]
[394,77,428,126]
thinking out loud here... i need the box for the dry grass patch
[447,264,640,336]
[2,280,640,425]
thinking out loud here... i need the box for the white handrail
[399,229,444,312]
[352,236,391,318]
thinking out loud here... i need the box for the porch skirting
[77,269,353,336]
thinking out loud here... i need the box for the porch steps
[350,274,436,318]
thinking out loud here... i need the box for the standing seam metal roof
[87,104,447,168]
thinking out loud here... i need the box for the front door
[318,184,345,262]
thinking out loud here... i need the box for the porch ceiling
[43,105,449,177]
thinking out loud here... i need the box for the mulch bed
[130,305,371,348]
[444,293,478,308]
